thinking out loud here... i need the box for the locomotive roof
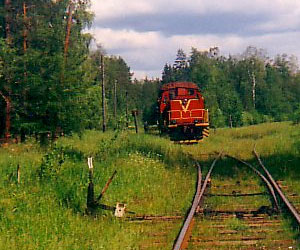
[160,82,199,91]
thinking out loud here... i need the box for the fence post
[87,157,95,212]
[16,164,20,184]
[132,110,138,133]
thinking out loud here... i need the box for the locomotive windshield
[169,88,198,100]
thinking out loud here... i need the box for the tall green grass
[0,129,196,249]
[0,122,299,249]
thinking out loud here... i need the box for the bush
[291,105,300,124]
[38,146,66,179]
[241,111,254,126]
[210,108,226,128]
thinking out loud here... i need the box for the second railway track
[173,151,300,249]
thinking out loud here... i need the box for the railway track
[173,151,300,249]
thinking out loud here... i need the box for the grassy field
[0,122,299,249]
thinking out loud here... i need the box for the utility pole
[101,55,106,132]
[132,110,138,134]
[125,91,129,128]
[114,80,117,121]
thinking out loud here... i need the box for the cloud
[92,0,300,22]
[256,8,300,31]
[90,0,300,79]
[95,13,269,37]
[91,0,154,20]
[90,28,163,50]
[91,27,300,79]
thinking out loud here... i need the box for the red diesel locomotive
[158,82,209,143]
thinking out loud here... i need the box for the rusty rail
[173,153,222,250]
[225,154,279,211]
[253,149,300,225]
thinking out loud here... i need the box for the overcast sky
[90,0,300,79]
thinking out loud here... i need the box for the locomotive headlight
[171,120,177,124]
[194,119,199,124]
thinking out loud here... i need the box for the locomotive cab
[158,82,209,142]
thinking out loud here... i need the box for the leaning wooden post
[97,170,117,202]
[132,110,138,134]
[87,157,95,212]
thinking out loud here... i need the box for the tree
[0,0,94,138]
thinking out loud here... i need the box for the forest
[0,0,299,141]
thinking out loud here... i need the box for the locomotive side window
[169,90,176,100]
[188,89,194,95]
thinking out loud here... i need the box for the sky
[90,0,300,79]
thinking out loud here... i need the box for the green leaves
[160,47,300,128]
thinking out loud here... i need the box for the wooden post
[229,115,233,128]
[87,157,95,211]
[17,164,20,184]
[101,55,106,132]
[132,110,138,134]
[125,91,129,128]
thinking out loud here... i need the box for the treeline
[0,0,144,141]
[1,1,299,141]
[159,47,300,127]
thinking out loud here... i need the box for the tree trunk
[64,2,74,62]
[251,72,256,109]
[5,0,12,45]
[0,91,11,141]
[3,1,12,142]
[23,2,28,53]
[248,68,256,109]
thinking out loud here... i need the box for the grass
[0,130,196,249]
[0,122,299,249]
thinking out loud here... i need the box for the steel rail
[172,162,202,250]
[253,149,300,225]
[173,152,222,250]
[225,154,279,211]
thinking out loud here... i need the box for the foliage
[0,0,299,138]
[38,146,66,179]
[291,104,300,124]
[160,46,300,128]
